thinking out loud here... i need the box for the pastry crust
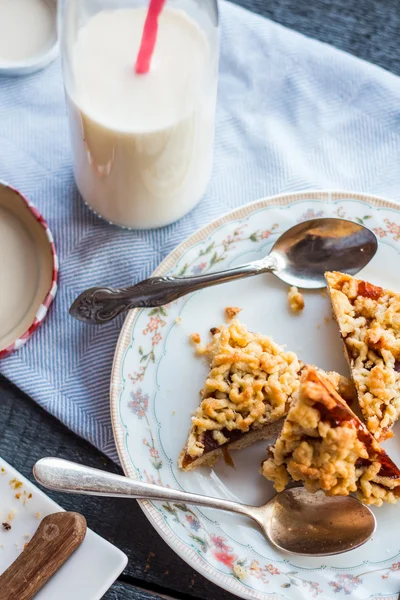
[179,420,284,471]
[326,271,400,440]
[262,367,400,506]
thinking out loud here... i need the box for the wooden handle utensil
[0,512,87,600]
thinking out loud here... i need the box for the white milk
[66,7,217,229]
[0,0,55,63]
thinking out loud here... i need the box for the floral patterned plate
[111,191,400,600]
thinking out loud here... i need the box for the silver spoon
[69,218,377,324]
[33,458,376,556]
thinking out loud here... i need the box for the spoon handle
[69,255,279,324]
[34,458,253,519]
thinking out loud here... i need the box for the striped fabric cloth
[1,1,400,460]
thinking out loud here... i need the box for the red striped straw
[135,0,166,74]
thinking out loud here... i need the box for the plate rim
[110,189,400,600]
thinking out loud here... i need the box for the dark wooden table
[1,1,399,598]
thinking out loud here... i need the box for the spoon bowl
[270,217,378,288]
[33,458,376,556]
[260,487,376,555]
[69,218,377,324]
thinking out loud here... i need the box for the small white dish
[0,457,127,599]
[0,0,58,77]
[111,190,400,600]
[0,181,58,358]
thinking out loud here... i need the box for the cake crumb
[175,316,183,325]
[288,286,304,313]
[209,327,220,336]
[9,478,23,490]
[35,512,41,520]
[0,468,6,475]
[225,306,242,321]
[324,316,330,324]
[7,510,16,521]
[190,332,201,344]
[2,522,11,531]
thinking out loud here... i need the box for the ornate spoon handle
[69,254,279,324]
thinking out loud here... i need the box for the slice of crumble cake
[179,320,354,471]
[262,367,400,506]
[326,271,400,441]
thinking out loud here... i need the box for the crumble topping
[325,371,357,404]
[326,271,400,440]
[225,306,242,321]
[262,367,400,507]
[180,320,356,470]
[288,286,304,313]
[209,327,220,336]
[185,320,302,461]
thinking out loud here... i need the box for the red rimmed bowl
[0,182,58,359]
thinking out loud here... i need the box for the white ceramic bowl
[0,0,58,77]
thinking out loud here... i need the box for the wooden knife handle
[0,512,87,600]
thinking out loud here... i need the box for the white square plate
[0,457,127,599]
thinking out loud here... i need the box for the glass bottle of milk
[61,0,219,229]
